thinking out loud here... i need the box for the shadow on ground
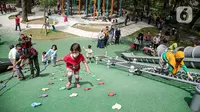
[67,81,93,90]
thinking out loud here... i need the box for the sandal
[66,82,71,89]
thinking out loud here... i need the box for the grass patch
[21,17,57,24]
[23,29,76,40]
[8,12,35,20]
[8,15,21,19]
[125,27,159,42]
[72,23,111,32]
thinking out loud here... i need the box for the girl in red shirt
[57,43,91,89]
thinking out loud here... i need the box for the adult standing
[12,44,25,80]
[134,37,140,50]
[109,25,115,44]
[104,26,109,47]
[8,45,16,63]
[0,2,3,14]
[15,15,21,31]
[138,31,144,47]
[140,11,144,21]
[26,47,40,78]
[115,28,121,44]
[97,29,105,48]
[3,2,6,13]
[148,13,152,24]
[153,35,160,49]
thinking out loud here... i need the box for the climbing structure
[95,55,200,85]
[61,0,123,16]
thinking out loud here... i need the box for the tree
[147,0,150,15]
[21,0,28,22]
[27,0,32,13]
[163,0,169,8]
[189,9,200,29]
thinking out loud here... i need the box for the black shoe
[22,77,25,80]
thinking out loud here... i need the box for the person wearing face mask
[156,51,193,80]
[56,43,91,89]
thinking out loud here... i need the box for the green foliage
[5,0,17,3]
[40,0,56,7]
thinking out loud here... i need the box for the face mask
[176,58,183,62]
[72,53,79,58]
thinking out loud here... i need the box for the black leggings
[153,44,159,49]
[134,44,139,50]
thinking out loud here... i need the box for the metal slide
[95,55,200,85]
[121,45,200,69]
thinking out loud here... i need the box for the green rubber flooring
[0,27,198,112]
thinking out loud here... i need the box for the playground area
[0,27,199,112]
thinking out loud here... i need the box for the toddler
[83,45,95,63]
[46,45,57,67]
[56,43,91,88]
[42,51,48,65]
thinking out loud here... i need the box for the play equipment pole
[97,0,101,16]
[93,0,96,16]
[106,0,109,16]
[102,0,105,14]
[110,0,114,16]
[88,0,90,13]
[73,0,76,7]
[86,0,88,16]
[62,0,65,15]
[66,0,69,16]
[78,0,81,15]
[118,0,122,16]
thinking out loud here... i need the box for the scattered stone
[42,88,49,91]
[48,82,54,85]
[84,88,91,91]
[108,92,116,96]
[70,93,78,98]
[40,94,48,98]
[31,102,42,108]
[98,81,104,85]
[112,103,121,110]
[59,87,66,90]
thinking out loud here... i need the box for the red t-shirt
[63,53,85,72]
[15,17,20,24]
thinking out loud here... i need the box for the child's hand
[20,63,24,67]
[86,69,91,74]
[168,73,172,77]
[56,60,59,62]
[12,67,17,72]
[187,72,193,80]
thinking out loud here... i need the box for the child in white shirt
[42,51,48,65]
[84,45,95,63]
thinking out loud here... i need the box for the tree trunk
[163,0,168,8]
[172,0,178,12]
[27,0,32,14]
[17,0,22,7]
[189,9,200,29]
[21,0,28,22]
[133,0,137,10]
[147,0,150,15]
